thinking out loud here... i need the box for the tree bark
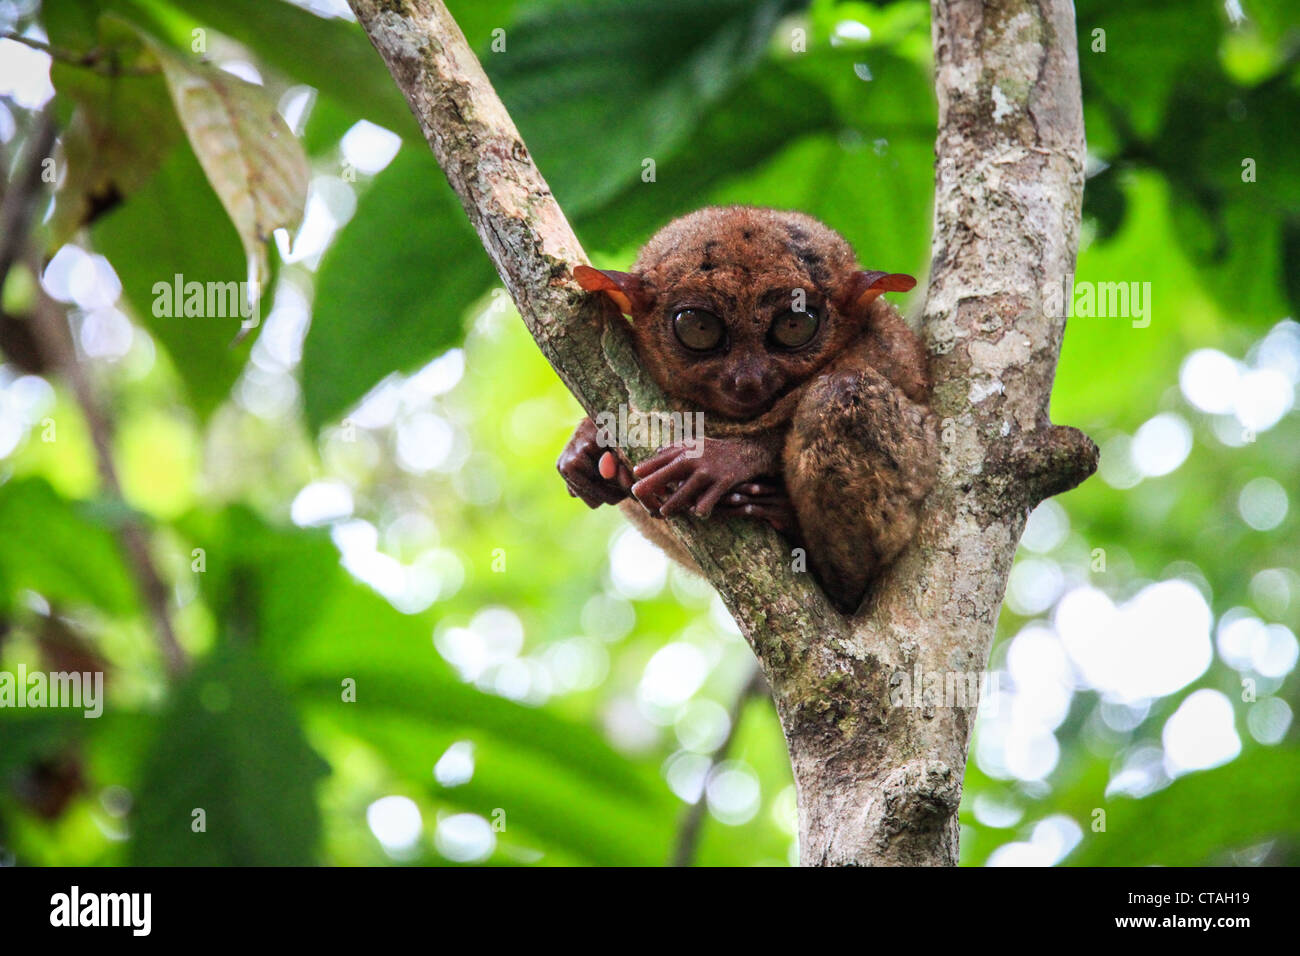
[346,0,1096,866]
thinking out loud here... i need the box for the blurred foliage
[0,0,1297,867]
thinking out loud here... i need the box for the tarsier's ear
[838,270,917,313]
[573,265,651,317]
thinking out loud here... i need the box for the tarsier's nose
[728,370,766,401]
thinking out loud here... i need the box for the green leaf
[0,711,90,776]
[130,643,329,865]
[139,33,309,292]
[1076,0,1222,139]
[44,18,181,245]
[324,711,674,865]
[1151,75,1300,320]
[488,0,802,218]
[91,142,252,417]
[1065,748,1300,866]
[302,147,491,430]
[0,478,137,616]
[574,59,840,253]
[293,667,661,805]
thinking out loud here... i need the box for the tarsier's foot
[712,480,798,535]
[557,417,633,508]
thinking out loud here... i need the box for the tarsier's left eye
[673,308,726,352]
[769,308,820,349]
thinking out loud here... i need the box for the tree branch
[345,0,845,669]
[347,0,1095,866]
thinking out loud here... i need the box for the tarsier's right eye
[673,308,726,352]
[769,307,820,349]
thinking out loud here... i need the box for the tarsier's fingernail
[598,452,617,480]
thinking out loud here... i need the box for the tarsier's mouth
[711,392,776,420]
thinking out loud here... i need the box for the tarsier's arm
[557,422,792,526]
[557,418,790,574]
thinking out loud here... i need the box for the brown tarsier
[557,206,937,613]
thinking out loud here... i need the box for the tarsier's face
[637,263,845,420]
[575,206,911,421]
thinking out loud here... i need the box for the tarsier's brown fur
[558,206,937,613]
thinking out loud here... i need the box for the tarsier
[557,206,937,612]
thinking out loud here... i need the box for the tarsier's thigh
[783,356,937,611]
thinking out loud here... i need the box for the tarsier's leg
[783,353,937,612]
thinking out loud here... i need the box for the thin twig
[670,667,768,867]
[0,30,159,76]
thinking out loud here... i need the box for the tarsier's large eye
[769,308,820,349]
[673,308,726,352]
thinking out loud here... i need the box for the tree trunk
[346,0,1097,866]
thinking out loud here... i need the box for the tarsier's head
[575,205,914,421]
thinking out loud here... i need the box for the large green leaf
[1066,748,1300,866]
[0,478,137,616]
[573,60,841,253]
[144,35,309,292]
[302,147,490,430]
[1076,0,1223,140]
[148,0,520,150]
[130,643,329,865]
[44,18,181,245]
[489,0,802,218]
[91,142,252,417]
[1078,0,1300,320]
[323,711,674,865]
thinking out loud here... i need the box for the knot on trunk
[982,423,1099,512]
[870,759,962,841]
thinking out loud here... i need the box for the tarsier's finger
[572,483,620,509]
[598,451,618,480]
[692,479,731,518]
[616,463,635,491]
[639,480,684,514]
[724,491,787,507]
[720,503,796,533]
[598,451,636,492]
[632,443,687,478]
[566,471,625,508]
[569,431,603,463]
[658,471,712,517]
[733,480,783,497]
[631,456,696,501]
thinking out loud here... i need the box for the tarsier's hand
[631,437,776,520]
[557,417,634,508]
